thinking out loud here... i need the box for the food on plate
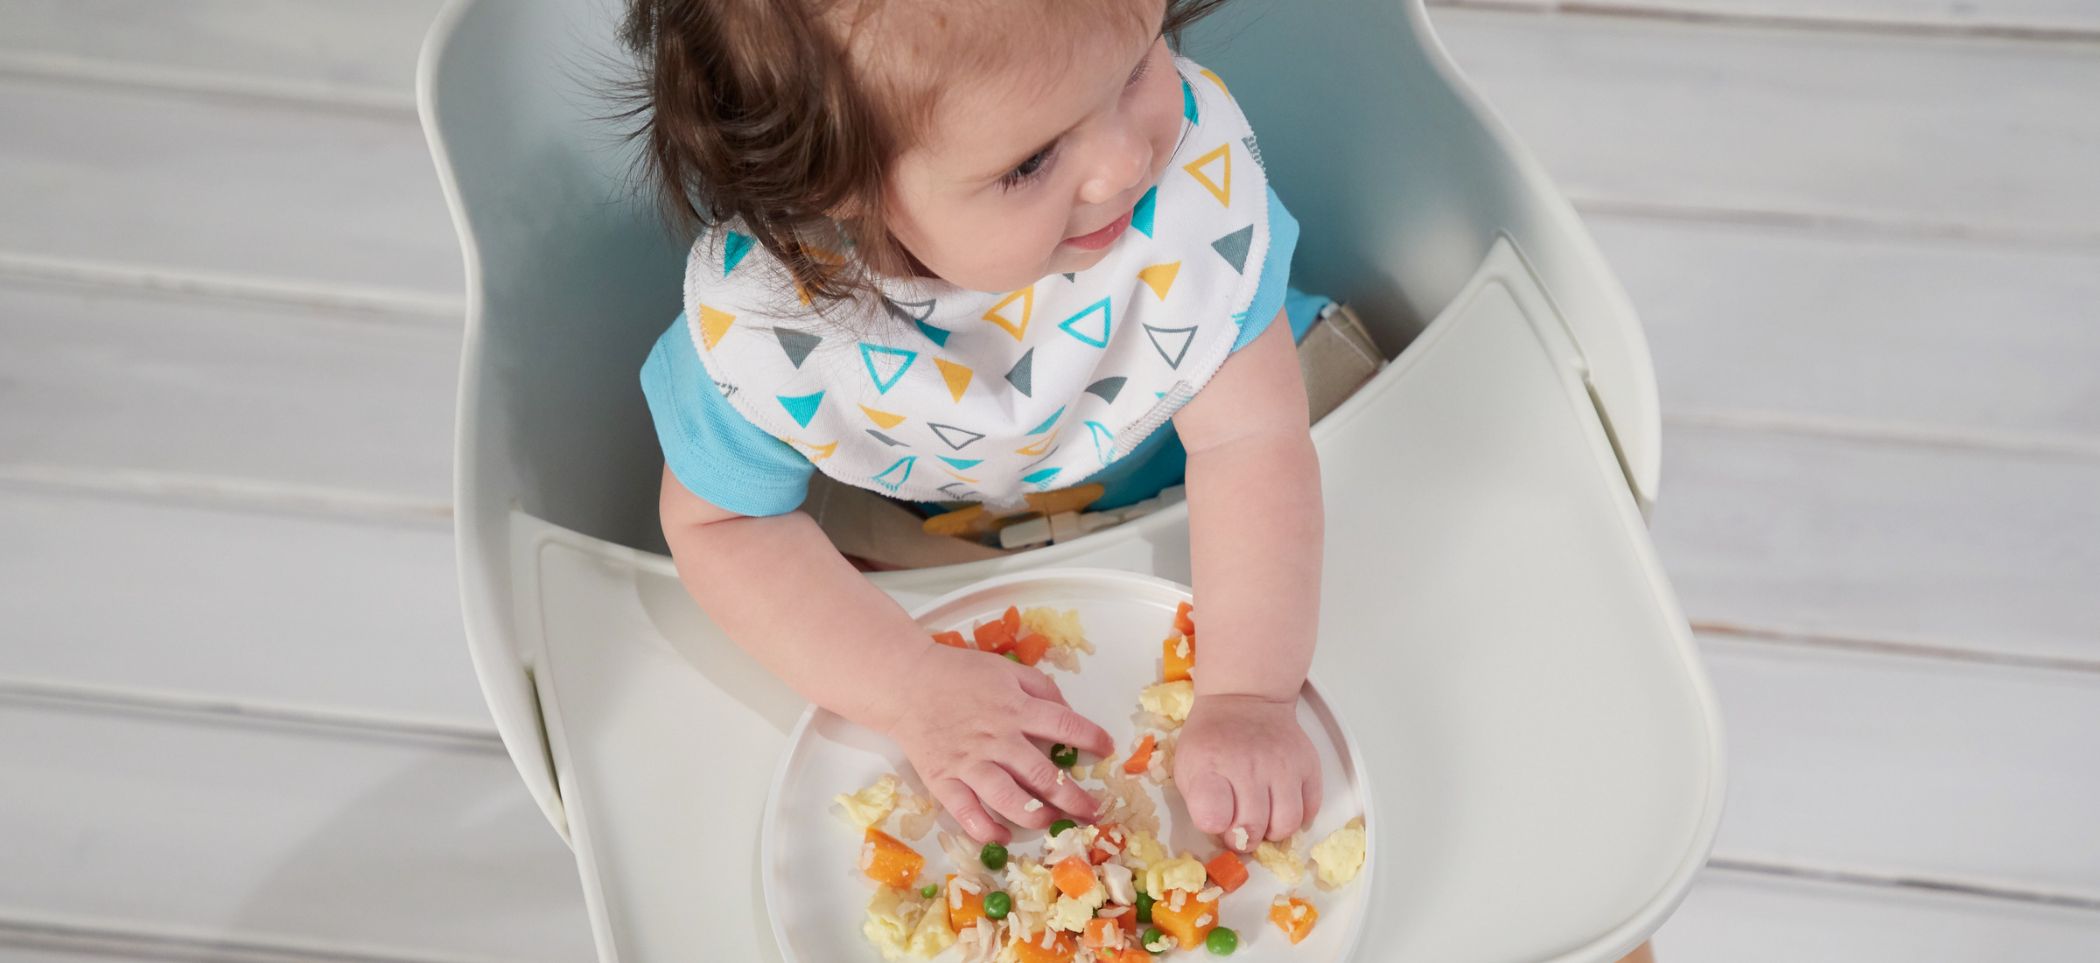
[1250,835,1306,887]
[1310,817,1367,890]
[1268,895,1319,945]
[842,597,1363,959]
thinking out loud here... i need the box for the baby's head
[622,0,1226,301]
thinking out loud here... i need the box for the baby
[630,0,1324,851]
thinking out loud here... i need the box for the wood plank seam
[1570,195,2100,252]
[1665,410,2100,461]
[0,252,464,323]
[1427,0,2100,45]
[0,466,454,530]
[0,51,419,118]
[1697,623,2100,676]
[0,909,507,963]
[1709,856,2100,913]
[0,677,504,755]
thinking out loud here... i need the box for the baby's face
[881,7,1184,292]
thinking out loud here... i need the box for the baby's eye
[999,145,1057,191]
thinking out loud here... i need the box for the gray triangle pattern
[773,327,821,368]
[1212,225,1253,274]
[1005,348,1034,397]
[928,422,986,451]
[1144,324,1199,369]
[867,429,908,447]
[1086,376,1127,403]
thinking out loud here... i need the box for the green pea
[1005,651,1022,662]
[1206,927,1239,955]
[1050,743,1080,769]
[1141,927,1168,954]
[1134,891,1155,923]
[918,883,939,899]
[982,890,1012,920]
[979,841,1008,871]
[1048,818,1077,837]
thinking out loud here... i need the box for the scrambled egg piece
[905,895,957,958]
[1120,829,1168,872]
[836,773,900,829]
[1143,854,1208,900]
[1138,680,1195,725]
[1020,606,1093,653]
[862,886,921,961]
[1253,835,1307,886]
[1311,816,1367,889]
[1008,858,1056,909]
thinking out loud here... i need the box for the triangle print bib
[682,57,1272,511]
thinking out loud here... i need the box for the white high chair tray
[762,570,1374,961]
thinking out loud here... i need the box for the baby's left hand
[1173,692,1324,849]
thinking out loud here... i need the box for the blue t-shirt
[642,185,1317,517]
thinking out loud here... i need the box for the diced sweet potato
[860,828,923,889]
[1082,915,1127,950]
[1052,855,1097,900]
[1269,896,1319,944]
[1162,633,1195,683]
[1123,735,1157,775]
[1150,890,1218,948]
[1173,601,1196,636]
[1010,931,1078,963]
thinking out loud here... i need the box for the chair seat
[517,239,1721,961]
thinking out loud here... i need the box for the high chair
[418,0,1725,958]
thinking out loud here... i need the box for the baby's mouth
[1063,207,1134,252]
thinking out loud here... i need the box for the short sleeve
[1228,184,1302,352]
[640,315,814,516]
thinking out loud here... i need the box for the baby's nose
[1078,131,1150,205]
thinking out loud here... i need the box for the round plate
[762,568,1374,961]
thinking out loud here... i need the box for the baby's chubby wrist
[833,633,944,734]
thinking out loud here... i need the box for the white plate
[761,568,1374,961]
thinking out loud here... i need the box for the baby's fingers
[1266,781,1304,843]
[1018,700,1115,759]
[1003,742,1100,822]
[966,761,1056,832]
[931,776,1008,845]
[1181,769,1235,836]
[1226,775,1270,852]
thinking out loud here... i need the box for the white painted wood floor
[2,1,2095,960]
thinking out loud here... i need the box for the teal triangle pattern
[1182,78,1199,124]
[778,390,824,428]
[914,319,952,347]
[1212,225,1253,273]
[939,456,983,470]
[1027,406,1065,435]
[723,232,754,276]
[1131,186,1158,238]
[1023,466,1062,486]
[859,343,918,394]
[1058,298,1112,348]
[873,455,917,492]
[1085,421,1116,463]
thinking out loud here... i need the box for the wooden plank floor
[1,1,2094,960]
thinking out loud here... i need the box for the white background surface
[1,0,2096,960]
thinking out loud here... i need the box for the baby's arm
[658,468,1112,842]
[1168,310,1325,848]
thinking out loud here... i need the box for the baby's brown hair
[619,0,1228,306]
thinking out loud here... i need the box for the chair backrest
[1179,0,1658,502]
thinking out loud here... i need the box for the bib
[682,57,1271,510]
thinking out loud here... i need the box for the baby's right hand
[881,643,1115,844]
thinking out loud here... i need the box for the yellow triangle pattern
[938,464,979,483]
[1184,144,1232,207]
[698,305,736,350]
[1200,68,1230,96]
[935,358,974,402]
[787,438,838,462]
[1016,430,1058,457]
[859,405,906,430]
[1138,261,1181,301]
[982,286,1034,341]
